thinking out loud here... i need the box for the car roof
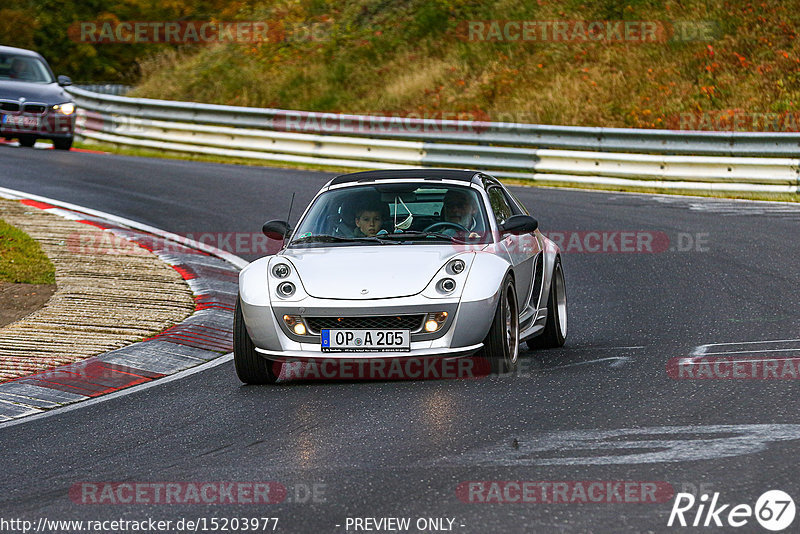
[0,45,44,59]
[329,168,482,186]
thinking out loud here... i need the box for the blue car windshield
[0,55,54,83]
[290,184,491,246]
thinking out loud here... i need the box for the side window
[506,189,530,216]
[487,187,513,225]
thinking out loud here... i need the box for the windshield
[290,183,491,247]
[0,55,54,83]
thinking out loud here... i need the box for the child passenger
[353,204,385,237]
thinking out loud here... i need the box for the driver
[442,189,478,231]
[353,203,387,237]
[9,58,30,80]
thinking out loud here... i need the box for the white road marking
[703,348,800,356]
[445,424,800,466]
[561,345,644,351]
[650,196,800,218]
[532,186,799,206]
[546,356,632,370]
[679,357,800,366]
[686,339,800,366]
[698,338,800,348]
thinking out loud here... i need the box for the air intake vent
[22,104,46,115]
[305,314,425,334]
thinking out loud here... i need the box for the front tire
[17,135,36,148]
[53,137,73,150]
[526,256,567,349]
[234,297,280,384]
[481,274,519,374]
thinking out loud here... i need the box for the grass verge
[128,1,800,132]
[0,213,56,284]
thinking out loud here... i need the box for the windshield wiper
[290,234,398,245]
[379,231,469,244]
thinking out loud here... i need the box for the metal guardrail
[68,87,800,193]
[74,84,132,96]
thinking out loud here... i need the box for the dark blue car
[0,45,75,150]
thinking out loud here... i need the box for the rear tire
[526,256,567,349]
[17,135,35,148]
[480,274,519,375]
[53,137,73,150]
[234,297,280,384]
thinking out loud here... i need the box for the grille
[22,104,46,115]
[305,314,425,334]
[0,102,20,112]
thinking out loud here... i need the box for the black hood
[0,80,72,105]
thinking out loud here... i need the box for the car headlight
[422,253,475,299]
[424,312,448,332]
[267,258,306,302]
[438,278,457,293]
[272,263,291,278]
[52,102,75,115]
[277,281,296,298]
[447,259,466,275]
[283,315,307,335]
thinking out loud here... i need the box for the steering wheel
[423,221,469,234]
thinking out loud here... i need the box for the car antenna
[284,192,296,240]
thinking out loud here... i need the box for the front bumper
[241,292,497,360]
[255,342,484,361]
[0,111,75,139]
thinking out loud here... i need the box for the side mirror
[262,219,290,240]
[499,214,538,235]
[57,75,72,87]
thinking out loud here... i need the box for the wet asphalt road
[1,145,800,533]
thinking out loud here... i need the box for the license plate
[1,114,40,130]
[321,329,410,352]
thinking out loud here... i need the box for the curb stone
[0,193,241,422]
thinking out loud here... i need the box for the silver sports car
[235,169,567,383]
